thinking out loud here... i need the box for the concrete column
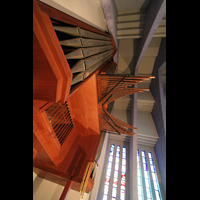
[133,0,166,75]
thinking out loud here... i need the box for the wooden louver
[45,101,74,146]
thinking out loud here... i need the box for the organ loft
[33,0,155,199]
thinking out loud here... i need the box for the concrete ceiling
[114,0,151,15]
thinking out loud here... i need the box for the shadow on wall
[33,175,64,200]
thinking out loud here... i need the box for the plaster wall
[137,111,158,138]
[39,0,108,32]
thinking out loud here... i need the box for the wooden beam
[133,0,166,75]
[59,179,73,200]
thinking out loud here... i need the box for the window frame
[137,145,165,200]
[98,136,130,200]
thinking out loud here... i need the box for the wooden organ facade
[33,1,154,199]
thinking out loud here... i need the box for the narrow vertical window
[137,149,143,200]
[111,145,120,200]
[120,146,126,200]
[102,144,115,200]
[141,150,152,200]
[148,152,162,200]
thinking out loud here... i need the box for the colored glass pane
[112,187,117,198]
[108,161,112,169]
[115,163,119,170]
[102,194,107,200]
[141,150,152,200]
[143,163,147,171]
[104,185,109,195]
[121,173,125,179]
[138,196,143,200]
[148,152,162,200]
[102,144,115,200]
[114,170,118,178]
[106,168,111,177]
[109,155,113,162]
[120,146,126,200]
[113,178,117,187]
[122,164,126,173]
[105,176,110,185]
[120,190,125,200]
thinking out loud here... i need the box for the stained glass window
[102,144,115,200]
[148,152,162,200]
[111,145,120,200]
[102,144,127,200]
[137,149,143,200]
[120,146,126,200]
[141,150,152,200]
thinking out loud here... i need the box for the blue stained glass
[143,163,147,171]
[148,152,152,158]
[155,191,161,200]
[151,165,155,173]
[123,152,126,159]
[137,149,143,200]
[141,150,152,200]
[153,180,158,190]
[141,151,145,157]
[147,151,162,200]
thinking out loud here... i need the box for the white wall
[33,171,91,200]
[33,172,64,200]
[137,111,158,138]
[117,39,137,74]
[39,0,108,32]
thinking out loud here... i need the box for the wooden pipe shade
[97,74,154,135]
